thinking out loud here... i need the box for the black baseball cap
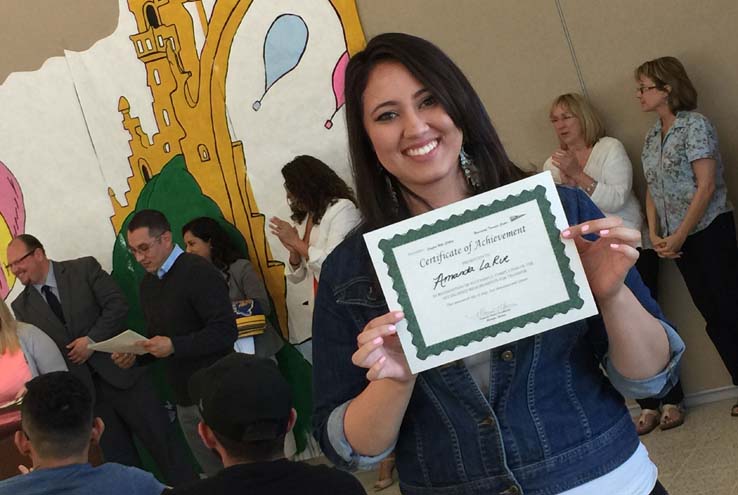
[189,353,292,442]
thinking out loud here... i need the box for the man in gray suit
[6,234,197,486]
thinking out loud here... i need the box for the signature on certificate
[473,303,517,321]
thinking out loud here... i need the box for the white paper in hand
[88,330,149,355]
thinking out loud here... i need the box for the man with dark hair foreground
[170,354,366,495]
[0,371,166,494]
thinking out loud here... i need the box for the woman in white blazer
[270,156,362,348]
[270,155,361,286]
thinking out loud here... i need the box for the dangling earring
[385,174,400,215]
[459,147,481,191]
[378,165,400,215]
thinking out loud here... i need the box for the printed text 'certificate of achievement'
[364,172,597,373]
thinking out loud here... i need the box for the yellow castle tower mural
[108,0,366,336]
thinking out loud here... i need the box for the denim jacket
[312,187,684,495]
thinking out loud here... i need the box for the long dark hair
[181,217,243,273]
[281,155,356,225]
[344,33,525,231]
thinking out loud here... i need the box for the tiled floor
[346,398,738,494]
[639,398,738,495]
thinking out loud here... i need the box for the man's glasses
[5,250,35,270]
[127,235,163,256]
[636,85,658,95]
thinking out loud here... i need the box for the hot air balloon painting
[324,50,348,129]
[252,14,309,111]
[0,161,25,299]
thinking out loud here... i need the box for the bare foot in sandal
[659,404,685,431]
[374,453,396,491]
[635,408,660,435]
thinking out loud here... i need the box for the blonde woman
[544,93,644,235]
[0,298,67,422]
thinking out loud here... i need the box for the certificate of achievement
[364,172,597,373]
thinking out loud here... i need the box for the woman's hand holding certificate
[352,311,413,382]
[562,216,642,302]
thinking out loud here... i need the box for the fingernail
[610,243,620,248]
[562,230,571,238]
[373,337,382,344]
[600,229,609,235]
[582,224,590,232]
[388,325,396,331]
[395,311,404,319]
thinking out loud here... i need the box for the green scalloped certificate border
[377,185,583,360]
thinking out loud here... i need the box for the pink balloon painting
[0,160,25,299]
[324,51,349,129]
[0,161,25,235]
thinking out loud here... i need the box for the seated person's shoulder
[0,463,165,495]
[167,461,365,495]
[295,462,367,494]
[95,463,167,495]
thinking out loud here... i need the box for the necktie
[42,285,66,325]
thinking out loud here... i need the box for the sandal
[635,408,660,435]
[659,404,685,431]
[373,454,396,492]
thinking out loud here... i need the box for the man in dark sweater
[112,209,237,476]
[170,353,366,495]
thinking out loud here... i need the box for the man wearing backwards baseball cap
[169,353,367,495]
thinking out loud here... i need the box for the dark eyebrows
[368,87,431,116]
[369,100,398,116]
[414,88,432,99]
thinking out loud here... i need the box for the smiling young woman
[360,60,466,211]
[311,33,682,495]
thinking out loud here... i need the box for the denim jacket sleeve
[604,318,684,399]
[561,187,684,398]
[325,400,396,470]
[311,242,394,470]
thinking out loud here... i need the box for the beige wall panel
[0,0,119,83]
[563,0,738,394]
[356,0,583,170]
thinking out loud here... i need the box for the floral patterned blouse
[641,111,732,236]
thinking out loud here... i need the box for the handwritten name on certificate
[364,172,597,373]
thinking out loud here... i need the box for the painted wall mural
[0,0,366,457]
[0,161,25,299]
